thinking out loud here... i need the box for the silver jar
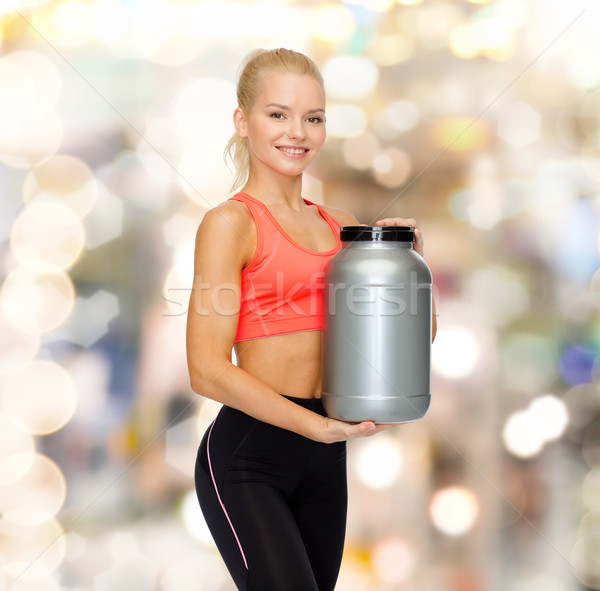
[322,226,432,423]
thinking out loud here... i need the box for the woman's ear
[233,107,248,138]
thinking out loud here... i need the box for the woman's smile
[276,145,310,158]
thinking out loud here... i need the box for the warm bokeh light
[496,102,541,148]
[10,201,85,273]
[0,312,39,375]
[353,435,404,490]
[372,99,420,138]
[371,147,412,188]
[582,467,600,512]
[313,3,356,43]
[503,410,544,458]
[323,55,379,100]
[371,536,417,584]
[432,325,481,379]
[429,487,479,537]
[180,489,216,547]
[2,360,77,435]
[22,154,98,218]
[29,0,96,48]
[342,132,380,170]
[0,514,66,579]
[325,104,368,138]
[0,413,35,487]
[367,32,414,65]
[0,453,67,525]
[431,117,491,152]
[1,268,75,334]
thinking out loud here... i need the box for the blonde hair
[224,48,325,193]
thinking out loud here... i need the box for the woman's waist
[234,332,323,398]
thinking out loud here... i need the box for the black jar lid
[339,225,415,242]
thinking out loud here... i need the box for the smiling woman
[187,47,435,591]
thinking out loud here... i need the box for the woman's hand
[317,416,398,443]
[375,217,424,257]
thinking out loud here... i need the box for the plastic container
[321,225,432,423]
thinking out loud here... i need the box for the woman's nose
[287,117,305,140]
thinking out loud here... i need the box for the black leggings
[195,396,347,591]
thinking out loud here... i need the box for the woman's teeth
[279,147,306,154]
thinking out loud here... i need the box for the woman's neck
[242,170,304,210]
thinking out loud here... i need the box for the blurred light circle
[196,398,223,438]
[372,147,412,188]
[500,333,559,394]
[178,143,231,207]
[502,410,544,459]
[0,312,39,375]
[0,110,63,169]
[10,201,85,273]
[2,360,77,435]
[342,133,380,170]
[374,100,420,139]
[171,78,236,145]
[163,236,194,317]
[562,292,600,351]
[0,453,67,525]
[0,268,75,334]
[0,572,60,591]
[23,154,98,219]
[313,4,356,43]
[563,384,600,444]
[582,468,600,512]
[509,572,565,591]
[578,91,600,148]
[462,265,529,327]
[368,33,414,66]
[0,514,66,579]
[31,0,96,48]
[0,413,35,487]
[353,435,404,490]
[571,532,600,589]
[431,117,491,152]
[0,57,35,134]
[497,102,541,148]
[583,420,600,468]
[432,325,480,379]
[371,537,416,584]
[429,486,479,536]
[131,3,203,65]
[362,0,394,11]
[326,104,368,138]
[180,490,216,547]
[5,51,61,117]
[323,56,378,100]
[560,345,596,386]
[528,395,568,442]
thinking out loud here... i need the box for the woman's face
[235,72,326,179]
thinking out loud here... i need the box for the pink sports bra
[229,192,342,342]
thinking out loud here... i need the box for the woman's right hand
[317,416,397,443]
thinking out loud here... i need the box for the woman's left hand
[375,217,424,257]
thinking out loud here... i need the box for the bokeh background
[1,0,600,589]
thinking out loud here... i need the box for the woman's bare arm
[186,202,383,443]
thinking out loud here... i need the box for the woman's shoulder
[200,198,253,233]
[318,203,360,227]
[194,199,256,266]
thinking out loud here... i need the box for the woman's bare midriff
[233,330,324,399]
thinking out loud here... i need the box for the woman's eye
[270,112,285,119]
[307,117,324,124]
